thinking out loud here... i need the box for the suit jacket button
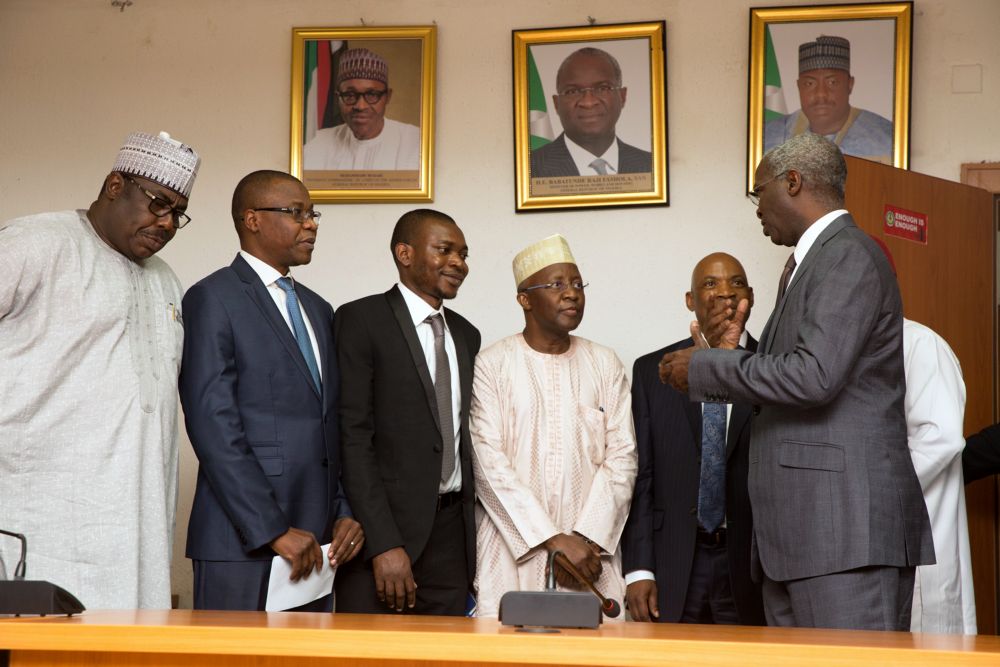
[753,405,761,416]
[321,458,329,468]
[689,506,696,515]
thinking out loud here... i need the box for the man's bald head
[231,170,304,230]
[686,252,754,336]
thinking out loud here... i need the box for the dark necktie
[426,314,455,483]
[275,277,321,393]
[776,252,797,306]
[697,402,727,533]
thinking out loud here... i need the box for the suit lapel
[685,399,703,453]
[231,255,320,400]
[296,288,327,402]
[550,135,581,176]
[448,311,473,415]
[448,311,473,469]
[763,215,853,354]
[727,402,751,460]
[386,286,442,435]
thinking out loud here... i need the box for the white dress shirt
[564,134,620,175]
[789,208,848,284]
[625,331,749,586]
[397,282,463,494]
[239,250,322,382]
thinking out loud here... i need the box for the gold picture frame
[290,26,435,203]
[513,22,668,212]
[747,2,912,190]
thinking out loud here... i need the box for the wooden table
[2,610,1000,666]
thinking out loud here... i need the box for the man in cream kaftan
[470,234,636,619]
[0,131,199,609]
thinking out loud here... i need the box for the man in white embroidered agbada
[470,234,637,618]
[0,131,200,609]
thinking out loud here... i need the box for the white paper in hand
[264,542,336,611]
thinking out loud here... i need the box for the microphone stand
[551,551,621,618]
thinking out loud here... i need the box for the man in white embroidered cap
[764,35,893,163]
[303,47,420,171]
[469,234,637,618]
[0,130,200,610]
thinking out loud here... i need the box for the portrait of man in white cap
[764,35,893,163]
[303,47,421,171]
[469,234,637,619]
[0,130,200,610]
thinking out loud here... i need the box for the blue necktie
[276,277,321,393]
[697,402,727,533]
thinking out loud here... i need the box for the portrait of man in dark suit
[530,46,652,178]
[622,252,764,626]
[659,133,933,631]
[180,170,362,611]
[334,209,480,615]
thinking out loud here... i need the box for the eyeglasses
[519,280,588,293]
[251,207,322,225]
[125,175,191,228]
[558,85,621,101]
[748,171,788,206]
[336,89,388,105]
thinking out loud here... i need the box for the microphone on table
[0,528,85,616]
[551,551,621,618]
[498,549,619,629]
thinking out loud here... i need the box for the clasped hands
[544,532,602,590]
[269,517,364,582]
[658,297,749,392]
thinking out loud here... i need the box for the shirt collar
[563,134,620,175]
[794,209,847,267]
[240,249,289,286]
[397,282,447,329]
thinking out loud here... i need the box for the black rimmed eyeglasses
[336,89,389,105]
[125,175,191,229]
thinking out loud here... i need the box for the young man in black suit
[622,253,764,625]
[335,209,480,614]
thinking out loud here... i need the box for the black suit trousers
[334,503,468,615]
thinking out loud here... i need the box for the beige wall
[1,0,997,608]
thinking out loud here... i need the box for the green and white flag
[763,26,787,121]
[303,41,320,143]
[527,47,554,150]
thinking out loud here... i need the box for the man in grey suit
[659,133,933,631]
[530,47,652,178]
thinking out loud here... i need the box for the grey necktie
[426,314,455,482]
[589,158,610,175]
[776,253,797,306]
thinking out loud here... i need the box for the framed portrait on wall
[290,26,435,203]
[513,21,668,212]
[747,2,912,190]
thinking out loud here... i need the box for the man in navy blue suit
[622,253,764,625]
[180,170,362,611]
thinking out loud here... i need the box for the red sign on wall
[883,204,928,244]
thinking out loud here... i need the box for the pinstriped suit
[688,215,934,628]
